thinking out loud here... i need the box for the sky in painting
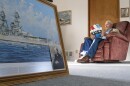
[0,0,60,42]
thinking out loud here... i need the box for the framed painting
[120,8,129,17]
[0,0,68,85]
[58,10,72,25]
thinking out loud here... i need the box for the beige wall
[53,0,88,60]
[53,0,130,61]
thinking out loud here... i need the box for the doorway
[88,0,119,36]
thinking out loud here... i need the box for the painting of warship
[0,9,52,63]
[0,10,48,44]
[0,0,64,66]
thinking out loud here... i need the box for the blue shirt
[105,28,112,34]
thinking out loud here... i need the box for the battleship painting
[0,0,64,66]
[0,10,48,45]
[0,9,51,63]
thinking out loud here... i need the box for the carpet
[15,75,130,86]
[68,62,130,82]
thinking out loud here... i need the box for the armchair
[92,21,130,62]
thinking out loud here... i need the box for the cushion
[111,28,120,34]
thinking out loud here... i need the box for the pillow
[111,28,120,34]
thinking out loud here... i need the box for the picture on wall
[58,10,71,25]
[120,8,129,17]
[0,0,66,78]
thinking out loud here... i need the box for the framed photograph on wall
[58,10,72,25]
[0,0,68,85]
[120,8,129,17]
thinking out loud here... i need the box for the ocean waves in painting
[0,40,51,63]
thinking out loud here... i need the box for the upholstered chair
[92,21,130,62]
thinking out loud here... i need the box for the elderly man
[77,20,114,63]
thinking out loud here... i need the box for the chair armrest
[106,33,128,42]
[98,40,110,49]
[98,33,128,49]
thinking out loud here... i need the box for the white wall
[120,0,130,61]
[53,0,88,60]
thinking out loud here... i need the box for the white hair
[105,20,113,24]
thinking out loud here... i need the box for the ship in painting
[0,10,48,45]
[0,10,64,64]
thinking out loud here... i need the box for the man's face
[105,22,113,29]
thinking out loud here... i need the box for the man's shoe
[77,56,89,63]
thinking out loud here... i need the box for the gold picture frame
[0,0,68,85]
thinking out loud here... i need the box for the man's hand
[90,34,95,39]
